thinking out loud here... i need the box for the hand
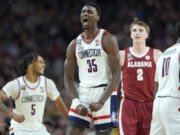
[89,102,104,112]
[9,112,25,123]
[76,104,88,116]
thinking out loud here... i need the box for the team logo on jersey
[21,85,26,90]
[77,39,81,45]
[95,39,100,46]
[127,53,133,61]
[40,87,45,93]
[145,55,150,60]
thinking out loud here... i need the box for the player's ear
[96,15,100,21]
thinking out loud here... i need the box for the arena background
[0,0,179,134]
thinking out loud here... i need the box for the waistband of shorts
[90,84,107,88]
[158,96,180,99]
[122,96,153,103]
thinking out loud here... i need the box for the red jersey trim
[93,115,111,121]
[45,77,48,96]
[81,29,100,44]
[14,78,20,100]
[23,76,41,90]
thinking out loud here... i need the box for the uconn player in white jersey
[0,52,68,135]
[64,2,120,135]
[150,23,180,135]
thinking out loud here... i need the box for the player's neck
[83,27,98,41]
[131,43,147,55]
[25,71,39,83]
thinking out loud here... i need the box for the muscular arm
[99,32,120,103]
[54,96,68,121]
[64,40,78,101]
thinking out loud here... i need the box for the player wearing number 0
[150,23,180,135]
[64,2,120,135]
[118,17,162,135]
[0,52,68,135]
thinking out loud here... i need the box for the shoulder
[44,76,55,85]
[102,31,119,53]
[67,39,76,52]
[153,48,162,55]
[119,50,126,67]
[66,39,77,59]
[153,48,162,64]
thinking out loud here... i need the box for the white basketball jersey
[75,29,111,87]
[155,43,180,98]
[11,75,48,131]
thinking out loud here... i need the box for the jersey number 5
[137,68,143,81]
[31,104,36,115]
[87,59,97,72]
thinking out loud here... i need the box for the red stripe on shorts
[9,128,14,132]
[93,115,111,121]
[70,108,92,118]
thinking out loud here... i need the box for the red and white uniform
[119,47,156,135]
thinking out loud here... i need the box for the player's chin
[82,25,88,30]
[39,70,44,75]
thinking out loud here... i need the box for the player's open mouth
[83,19,88,24]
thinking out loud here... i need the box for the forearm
[55,96,69,121]
[99,74,120,103]
[0,100,11,114]
[64,80,78,101]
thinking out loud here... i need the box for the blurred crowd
[0,0,179,134]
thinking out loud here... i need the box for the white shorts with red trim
[68,86,117,130]
[9,125,50,135]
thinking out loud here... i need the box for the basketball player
[118,18,162,135]
[150,23,180,135]
[64,2,120,135]
[0,52,68,135]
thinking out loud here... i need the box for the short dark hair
[84,2,101,16]
[175,22,180,38]
[130,17,150,34]
[16,52,39,76]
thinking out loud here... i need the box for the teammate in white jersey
[64,2,120,135]
[0,52,68,135]
[150,23,180,135]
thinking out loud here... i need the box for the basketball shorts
[9,125,50,135]
[68,86,117,130]
[118,97,153,135]
[150,97,180,135]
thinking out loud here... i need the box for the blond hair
[130,17,150,34]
